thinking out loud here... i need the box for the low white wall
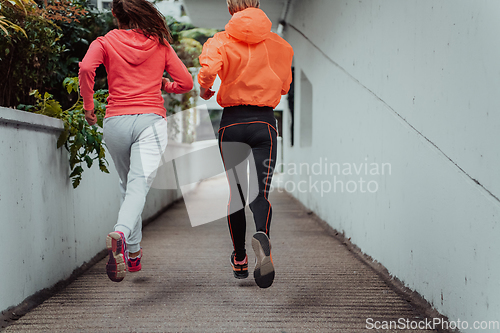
[281,0,500,330]
[0,107,181,313]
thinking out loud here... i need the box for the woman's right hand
[84,108,97,126]
[200,86,215,100]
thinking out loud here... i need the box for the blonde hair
[227,0,260,15]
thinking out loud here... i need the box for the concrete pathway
[3,178,437,332]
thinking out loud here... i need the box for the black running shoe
[230,251,249,279]
[252,231,275,288]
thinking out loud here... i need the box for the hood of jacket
[225,8,272,44]
[104,29,160,65]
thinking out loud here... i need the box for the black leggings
[218,105,277,261]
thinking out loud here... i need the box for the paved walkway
[4,178,437,332]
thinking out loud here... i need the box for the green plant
[52,6,114,108]
[0,1,63,107]
[0,0,111,108]
[0,0,29,36]
[19,77,109,188]
[179,27,218,46]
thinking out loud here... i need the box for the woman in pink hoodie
[79,0,193,282]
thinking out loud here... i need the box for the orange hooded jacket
[198,7,294,109]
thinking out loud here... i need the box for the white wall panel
[281,1,500,329]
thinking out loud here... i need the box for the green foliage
[165,17,194,42]
[175,37,202,67]
[179,27,218,45]
[53,7,114,106]
[0,1,64,107]
[0,0,28,36]
[166,17,217,68]
[0,0,114,108]
[0,15,27,37]
[163,16,217,142]
[20,77,109,188]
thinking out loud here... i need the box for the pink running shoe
[106,231,127,282]
[125,248,142,272]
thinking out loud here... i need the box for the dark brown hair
[112,0,173,46]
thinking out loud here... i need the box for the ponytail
[112,0,173,46]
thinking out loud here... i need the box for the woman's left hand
[84,108,97,126]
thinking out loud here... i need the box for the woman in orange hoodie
[198,0,293,288]
[79,0,193,282]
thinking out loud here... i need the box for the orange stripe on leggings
[219,128,236,251]
[264,124,273,235]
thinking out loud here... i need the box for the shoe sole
[106,232,126,282]
[252,232,274,288]
[128,264,141,273]
[233,270,249,279]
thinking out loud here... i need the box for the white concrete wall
[281,0,500,330]
[0,107,180,313]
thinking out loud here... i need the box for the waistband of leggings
[220,105,275,129]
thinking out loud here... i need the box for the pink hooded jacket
[79,29,193,118]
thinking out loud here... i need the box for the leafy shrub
[19,77,109,188]
[0,0,113,108]
[0,0,65,107]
